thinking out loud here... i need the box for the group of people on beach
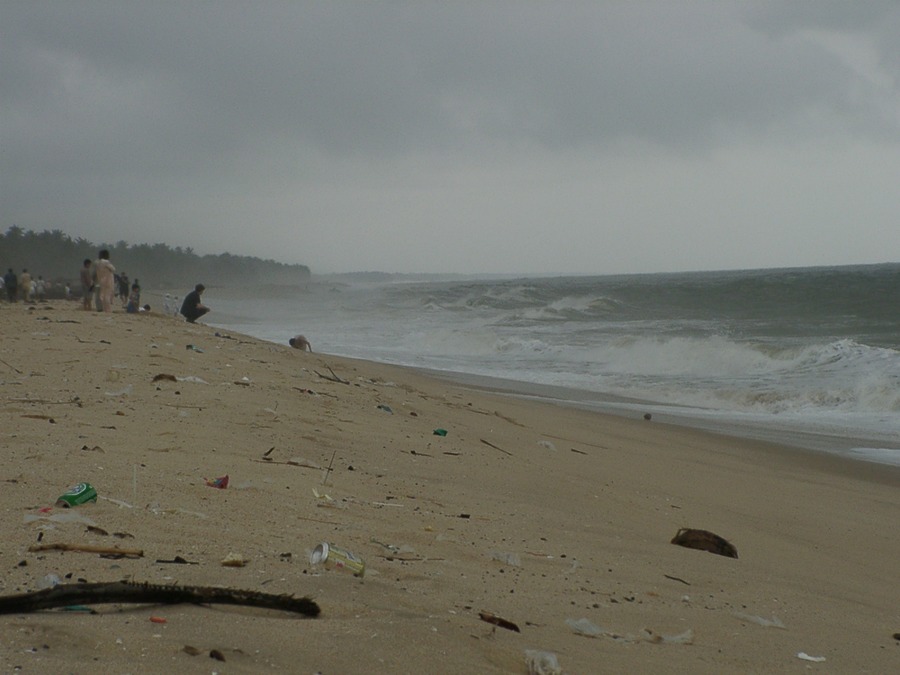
[78,251,146,314]
[7,250,313,352]
[3,268,50,303]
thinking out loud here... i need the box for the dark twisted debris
[0,580,320,617]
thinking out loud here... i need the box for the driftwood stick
[480,439,513,456]
[314,367,349,384]
[0,581,320,617]
[28,543,144,558]
[0,358,23,374]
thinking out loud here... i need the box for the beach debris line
[670,527,738,559]
[0,581,320,617]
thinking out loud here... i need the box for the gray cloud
[2,1,898,274]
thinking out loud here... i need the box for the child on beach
[126,283,141,313]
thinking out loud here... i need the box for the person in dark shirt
[180,283,210,323]
[4,269,17,302]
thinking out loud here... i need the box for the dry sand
[1,301,898,674]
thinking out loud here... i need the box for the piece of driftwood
[314,367,349,384]
[28,543,144,558]
[671,528,738,559]
[479,610,521,632]
[0,581,320,617]
[480,439,513,456]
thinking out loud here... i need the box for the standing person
[35,276,46,301]
[118,273,129,306]
[20,269,32,302]
[95,250,116,312]
[180,284,210,323]
[4,268,17,302]
[79,259,93,310]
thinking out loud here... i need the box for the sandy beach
[1,300,898,674]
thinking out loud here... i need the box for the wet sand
[2,301,898,673]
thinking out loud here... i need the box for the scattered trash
[185,344,204,352]
[537,440,556,451]
[797,652,826,663]
[479,610,520,633]
[671,527,738,559]
[55,482,98,508]
[24,511,97,526]
[209,649,226,662]
[433,428,448,436]
[644,413,652,420]
[149,616,167,624]
[566,617,603,638]
[178,375,209,384]
[376,404,393,414]
[221,552,246,567]
[489,551,522,567]
[309,542,365,577]
[205,475,229,489]
[641,628,694,645]
[37,574,61,590]
[312,488,334,502]
[524,650,562,675]
[104,385,132,397]
[733,612,786,629]
[152,373,177,382]
[566,618,692,645]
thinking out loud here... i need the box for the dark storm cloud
[1,1,898,273]
[4,1,897,164]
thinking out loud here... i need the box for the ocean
[175,264,900,467]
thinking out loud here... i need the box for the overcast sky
[2,1,898,275]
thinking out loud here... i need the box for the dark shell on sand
[671,527,738,559]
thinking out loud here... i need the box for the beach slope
[1,302,898,673]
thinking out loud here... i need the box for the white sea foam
[204,266,900,463]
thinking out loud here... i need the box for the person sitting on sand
[180,284,210,323]
[126,282,141,313]
[289,335,313,352]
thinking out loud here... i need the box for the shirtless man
[289,335,313,352]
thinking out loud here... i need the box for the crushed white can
[310,542,365,577]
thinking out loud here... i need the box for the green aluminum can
[55,482,98,507]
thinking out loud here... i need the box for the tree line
[0,226,311,289]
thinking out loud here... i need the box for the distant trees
[0,227,311,288]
